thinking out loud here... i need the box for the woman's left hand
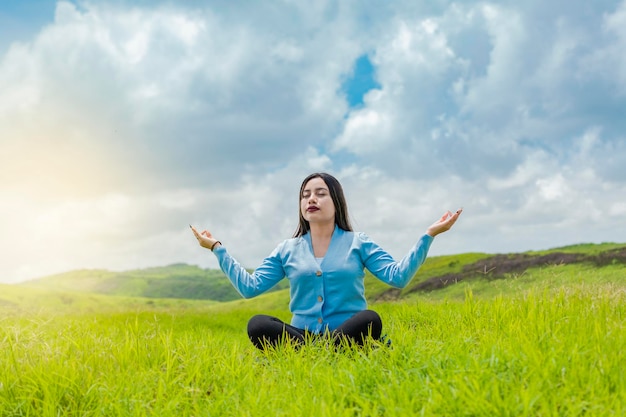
[426,208,462,237]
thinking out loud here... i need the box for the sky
[1,0,626,283]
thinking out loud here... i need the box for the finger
[445,211,461,227]
[190,225,201,238]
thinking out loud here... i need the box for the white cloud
[1,0,626,283]
[586,0,626,94]
[333,100,392,154]
[536,174,568,201]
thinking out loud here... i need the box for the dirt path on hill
[373,246,626,301]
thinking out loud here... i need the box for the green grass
[0,283,218,315]
[1,280,624,416]
[412,261,626,302]
[21,264,288,302]
[533,241,626,254]
[2,243,625,415]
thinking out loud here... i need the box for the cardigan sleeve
[212,244,286,298]
[359,233,434,288]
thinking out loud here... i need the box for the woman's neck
[308,222,335,257]
[309,221,335,239]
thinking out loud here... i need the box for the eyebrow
[302,187,329,192]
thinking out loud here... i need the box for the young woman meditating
[191,172,462,349]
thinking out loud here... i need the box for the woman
[191,172,462,349]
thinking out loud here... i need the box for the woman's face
[300,177,336,226]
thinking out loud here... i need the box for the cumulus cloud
[1,0,625,282]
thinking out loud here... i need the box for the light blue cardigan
[213,226,434,333]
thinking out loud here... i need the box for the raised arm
[364,208,463,288]
[191,225,285,298]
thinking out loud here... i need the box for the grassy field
[1,247,625,416]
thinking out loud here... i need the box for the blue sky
[342,54,381,108]
[1,0,626,283]
[0,0,56,51]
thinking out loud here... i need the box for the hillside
[0,282,216,314]
[364,241,626,302]
[6,242,626,312]
[20,263,288,302]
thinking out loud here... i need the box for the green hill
[0,282,217,314]
[19,263,288,302]
[363,241,626,302]
[5,242,625,313]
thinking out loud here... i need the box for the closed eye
[302,187,329,199]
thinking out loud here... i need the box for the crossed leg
[246,310,382,350]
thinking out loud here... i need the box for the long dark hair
[293,172,353,237]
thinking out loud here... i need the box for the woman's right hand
[190,225,221,250]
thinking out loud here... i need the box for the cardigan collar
[301,224,343,247]
[302,225,342,267]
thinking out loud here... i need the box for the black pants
[247,310,383,350]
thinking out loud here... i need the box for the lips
[307,206,320,212]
